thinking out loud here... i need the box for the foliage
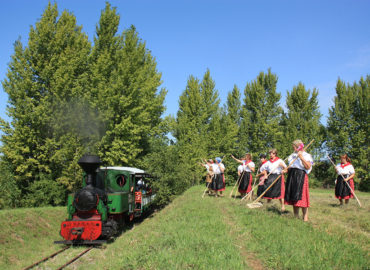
[239,69,284,158]
[90,3,166,167]
[220,85,242,185]
[311,160,335,188]
[21,174,66,207]
[0,2,91,205]
[172,70,221,185]
[0,160,21,209]
[0,1,368,210]
[281,82,323,158]
[0,2,166,207]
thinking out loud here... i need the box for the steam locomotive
[55,155,155,245]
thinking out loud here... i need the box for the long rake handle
[327,156,362,207]
[202,176,213,198]
[249,139,315,205]
[229,170,245,198]
[240,172,257,202]
[247,173,259,200]
[243,175,267,201]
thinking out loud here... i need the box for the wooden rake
[247,139,314,208]
[327,155,362,207]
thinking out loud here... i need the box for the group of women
[202,139,356,222]
[201,157,226,197]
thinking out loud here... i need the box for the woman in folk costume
[201,159,215,195]
[335,154,355,205]
[263,149,287,211]
[255,154,268,198]
[232,153,255,196]
[212,157,225,197]
[284,140,313,222]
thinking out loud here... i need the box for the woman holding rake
[255,154,268,198]
[334,154,355,205]
[263,149,287,211]
[200,159,214,195]
[284,140,313,222]
[231,153,255,197]
[212,157,225,197]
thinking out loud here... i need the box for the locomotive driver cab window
[116,174,126,188]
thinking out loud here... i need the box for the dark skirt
[257,184,265,197]
[263,174,284,199]
[285,168,305,202]
[335,175,354,199]
[238,172,251,194]
[212,174,225,191]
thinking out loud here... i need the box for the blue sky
[1,0,369,126]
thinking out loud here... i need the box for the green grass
[0,206,66,269]
[0,187,369,269]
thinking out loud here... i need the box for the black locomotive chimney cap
[78,155,102,174]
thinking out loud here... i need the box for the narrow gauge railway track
[23,246,94,270]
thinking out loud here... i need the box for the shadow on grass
[266,205,291,217]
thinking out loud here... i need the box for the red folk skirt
[285,173,310,208]
[219,174,225,192]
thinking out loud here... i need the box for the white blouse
[266,158,286,174]
[238,165,244,174]
[288,151,314,174]
[243,161,255,172]
[259,161,268,173]
[212,163,225,174]
[336,163,355,176]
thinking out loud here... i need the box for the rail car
[55,155,156,245]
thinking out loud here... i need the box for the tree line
[0,2,368,208]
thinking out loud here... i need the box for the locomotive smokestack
[78,155,102,186]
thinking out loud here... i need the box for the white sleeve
[348,165,355,175]
[280,159,287,168]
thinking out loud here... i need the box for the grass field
[0,186,369,269]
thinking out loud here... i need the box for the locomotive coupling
[71,227,84,235]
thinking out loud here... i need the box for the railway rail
[23,246,93,270]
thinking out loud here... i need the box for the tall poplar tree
[281,82,322,158]
[217,85,241,184]
[239,69,283,157]
[90,3,166,166]
[221,85,241,154]
[173,70,221,186]
[0,2,91,205]
[327,76,369,190]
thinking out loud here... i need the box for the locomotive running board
[54,240,107,245]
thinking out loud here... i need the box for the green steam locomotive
[55,155,155,245]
